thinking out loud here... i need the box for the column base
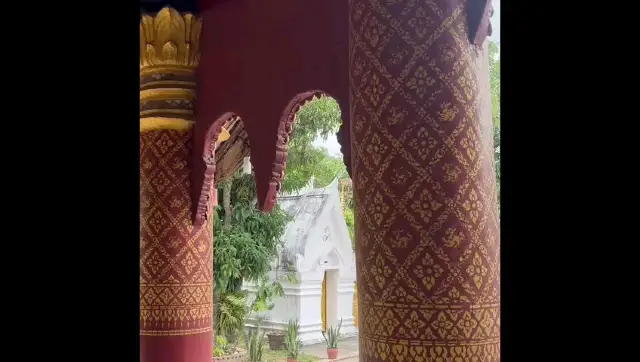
[141,331,212,362]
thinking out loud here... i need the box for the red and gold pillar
[349,1,499,361]
[139,8,213,362]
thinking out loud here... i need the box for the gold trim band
[140,88,195,103]
[139,65,195,78]
[140,80,196,89]
[140,326,212,336]
[140,117,194,133]
[140,109,193,117]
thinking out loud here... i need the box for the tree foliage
[282,97,343,192]
[489,42,500,128]
[214,173,291,295]
[494,126,500,214]
[343,207,355,249]
[489,41,500,213]
[213,172,292,347]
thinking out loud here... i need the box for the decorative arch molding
[467,0,494,47]
[336,115,352,179]
[195,0,350,213]
[193,112,249,227]
[262,90,344,212]
[319,248,341,270]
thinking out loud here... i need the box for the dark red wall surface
[195,0,349,210]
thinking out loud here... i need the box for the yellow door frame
[321,271,327,332]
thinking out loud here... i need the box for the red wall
[195,0,349,210]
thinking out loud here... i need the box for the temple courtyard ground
[301,336,358,362]
[263,336,359,362]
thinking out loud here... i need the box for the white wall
[244,266,357,345]
[243,180,357,344]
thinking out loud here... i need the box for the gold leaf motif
[406,66,436,99]
[442,163,462,183]
[438,102,458,122]
[431,312,454,339]
[140,7,202,70]
[391,166,412,185]
[415,254,444,291]
[461,188,484,224]
[365,73,386,106]
[390,229,411,248]
[366,133,389,165]
[368,191,390,226]
[443,228,464,248]
[407,6,436,39]
[364,15,387,49]
[181,251,197,275]
[466,253,488,289]
[403,311,426,338]
[408,126,438,160]
[410,189,442,223]
[372,255,392,289]
[456,311,479,338]
[387,107,408,125]
[460,126,480,161]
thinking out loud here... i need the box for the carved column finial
[140,7,202,74]
[140,7,202,133]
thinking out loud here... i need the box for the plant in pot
[284,319,302,362]
[253,271,298,351]
[322,318,343,360]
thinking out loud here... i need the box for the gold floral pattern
[140,130,213,336]
[466,253,488,289]
[410,189,443,224]
[461,187,484,225]
[372,254,393,289]
[408,126,438,160]
[350,0,499,361]
[406,66,436,99]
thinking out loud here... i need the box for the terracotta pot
[327,348,339,360]
[287,359,298,362]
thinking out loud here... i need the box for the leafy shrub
[284,320,302,360]
[213,335,231,357]
[321,318,342,349]
[246,328,265,362]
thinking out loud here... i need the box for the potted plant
[284,319,302,362]
[322,318,342,360]
[258,273,298,351]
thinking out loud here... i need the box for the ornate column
[139,8,213,362]
[349,1,499,361]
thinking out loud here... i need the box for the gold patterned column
[349,1,500,361]
[139,7,213,362]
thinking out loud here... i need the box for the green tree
[489,41,500,213]
[494,126,500,214]
[282,97,343,192]
[489,42,500,128]
[292,145,347,189]
[213,172,292,349]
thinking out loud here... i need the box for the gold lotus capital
[140,7,202,75]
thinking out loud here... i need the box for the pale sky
[315,1,500,157]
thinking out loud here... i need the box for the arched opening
[239,91,357,346]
